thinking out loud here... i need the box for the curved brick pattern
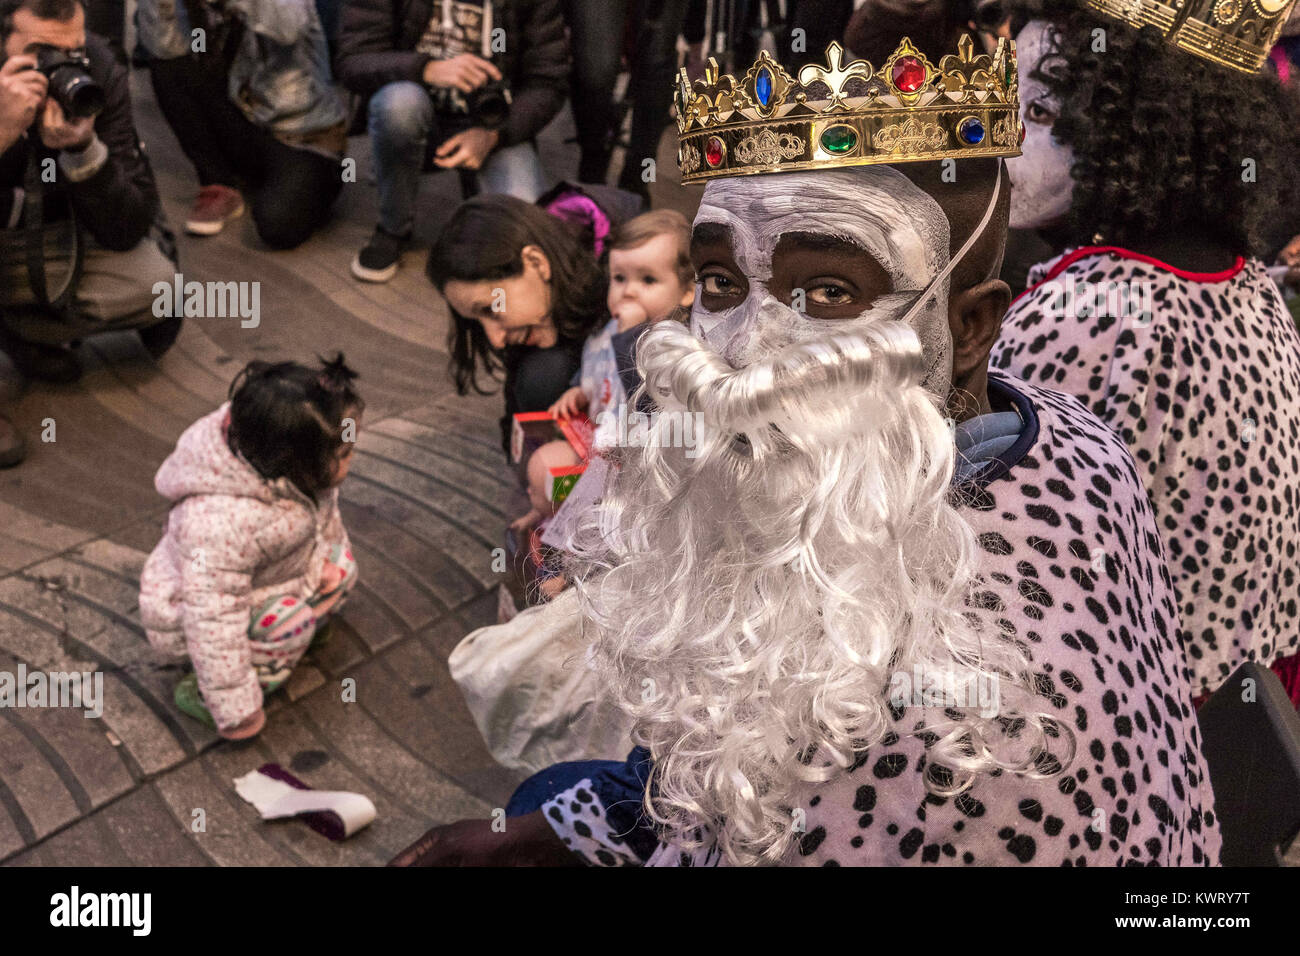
[0,312,524,865]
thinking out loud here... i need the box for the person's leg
[0,229,174,380]
[174,593,312,736]
[683,0,709,79]
[562,0,631,183]
[476,140,549,202]
[619,0,690,197]
[788,0,854,62]
[683,0,708,45]
[308,544,359,621]
[70,236,178,326]
[149,54,280,235]
[147,55,246,189]
[368,81,436,238]
[249,141,344,250]
[0,223,82,381]
[248,595,318,695]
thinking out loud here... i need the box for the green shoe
[308,618,334,653]
[174,673,217,729]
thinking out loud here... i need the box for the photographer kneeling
[336,0,569,283]
[0,0,175,468]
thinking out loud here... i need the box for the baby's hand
[548,387,588,420]
[509,508,542,535]
[539,575,568,600]
[611,300,648,332]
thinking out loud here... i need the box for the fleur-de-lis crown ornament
[674,35,1023,184]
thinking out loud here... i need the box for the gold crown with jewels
[674,35,1023,184]
[1085,0,1297,73]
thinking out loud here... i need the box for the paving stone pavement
[0,394,532,867]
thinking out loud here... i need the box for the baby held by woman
[512,210,695,539]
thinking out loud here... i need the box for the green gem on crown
[820,124,858,154]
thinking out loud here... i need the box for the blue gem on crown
[756,67,774,107]
[957,116,985,145]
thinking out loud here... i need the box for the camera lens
[52,66,105,120]
[471,88,509,129]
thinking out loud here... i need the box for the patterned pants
[249,545,358,692]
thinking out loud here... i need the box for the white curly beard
[565,321,1059,866]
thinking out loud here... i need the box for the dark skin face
[692,160,1013,421]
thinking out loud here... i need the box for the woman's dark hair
[1021,0,1300,256]
[226,353,365,502]
[426,194,607,396]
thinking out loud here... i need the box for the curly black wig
[1014,0,1300,257]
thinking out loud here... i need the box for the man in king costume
[393,35,1221,866]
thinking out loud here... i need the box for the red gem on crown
[705,136,725,167]
[891,56,926,93]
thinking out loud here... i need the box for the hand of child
[319,561,345,594]
[548,387,588,420]
[509,508,543,535]
[218,707,266,741]
[539,575,568,601]
[611,300,648,332]
[388,811,581,867]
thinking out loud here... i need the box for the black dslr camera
[32,44,105,120]
[466,79,512,130]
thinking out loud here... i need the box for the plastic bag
[448,586,635,774]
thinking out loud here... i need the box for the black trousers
[618,0,690,194]
[562,0,632,182]
[148,56,342,250]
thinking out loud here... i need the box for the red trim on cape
[1012,245,1247,306]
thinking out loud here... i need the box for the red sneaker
[185,184,245,236]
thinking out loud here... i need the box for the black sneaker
[0,333,83,384]
[350,227,409,283]
[138,315,183,360]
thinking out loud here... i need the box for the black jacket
[335,0,569,149]
[0,33,161,251]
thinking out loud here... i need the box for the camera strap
[22,149,84,318]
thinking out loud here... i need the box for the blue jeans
[367,81,549,236]
[506,746,661,863]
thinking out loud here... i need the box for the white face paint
[1007,19,1074,230]
[690,165,955,396]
